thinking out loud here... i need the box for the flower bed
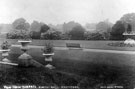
[108,41,135,47]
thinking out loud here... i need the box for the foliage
[69,25,85,40]
[63,21,81,33]
[40,24,50,33]
[30,21,42,32]
[110,13,135,40]
[102,29,111,40]
[7,30,31,40]
[96,21,113,32]
[1,41,11,49]
[110,21,125,40]
[108,41,135,47]
[12,18,30,31]
[30,31,41,39]
[84,32,104,40]
[41,29,62,40]
[120,13,135,25]
[60,32,71,40]
[42,42,54,54]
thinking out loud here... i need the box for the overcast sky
[0,0,135,25]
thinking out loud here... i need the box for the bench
[66,43,82,49]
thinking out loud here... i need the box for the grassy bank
[0,61,135,89]
[3,53,135,89]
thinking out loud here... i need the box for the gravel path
[12,45,135,54]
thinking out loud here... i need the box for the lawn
[1,39,135,88]
[6,39,135,51]
[0,58,135,89]
[2,53,135,89]
[0,64,82,88]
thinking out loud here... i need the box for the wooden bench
[66,43,82,49]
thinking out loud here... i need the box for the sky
[0,0,135,25]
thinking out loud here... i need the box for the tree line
[6,13,135,40]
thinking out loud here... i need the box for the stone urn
[18,40,32,67]
[42,43,55,69]
[18,40,32,49]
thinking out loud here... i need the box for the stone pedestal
[18,40,44,67]
[0,49,11,63]
[18,40,32,67]
[43,53,55,69]
[18,52,32,67]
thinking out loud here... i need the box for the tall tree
[40,24,50,33]
[120,13,135,32]
[69,25,85,40]
[30,21,41,32]
[110,21,125,40]
[12,18,30,31]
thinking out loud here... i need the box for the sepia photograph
[0,0,135,89]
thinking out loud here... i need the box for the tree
[109,13,135,40]
[63,21,81,33]
[40,24,50,33]
[102,30,111,40]
[61,32,71,40]
[85,23,96,31]
[30,21,41,32]
[9,18,31,39]
[30,31,40,39]
[96,20,113,32]
[120,13,135,32]
[12,18,30,31]
[69,25,85,40]
[110,21,125,40]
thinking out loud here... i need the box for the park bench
[66,43,82,49]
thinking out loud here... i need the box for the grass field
[5,53,135,89]
[1,39,135,88]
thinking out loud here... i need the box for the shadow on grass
[3,53,135,89]
[0,65,82,86]
[0,64,135,89]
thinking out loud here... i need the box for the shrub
[1,41,11,49]
[41,42,54,54]
[7,30,31,40]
